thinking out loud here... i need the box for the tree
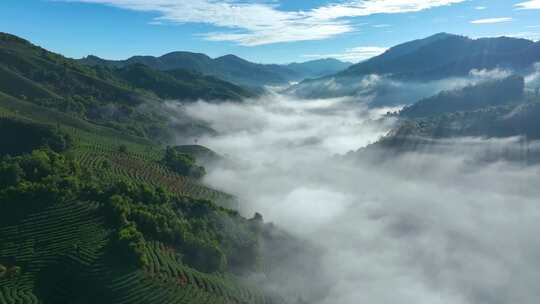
[0,162,24,187]
[0,264,6,278]
[118,145,128,153]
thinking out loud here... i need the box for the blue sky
[1,0,539,64]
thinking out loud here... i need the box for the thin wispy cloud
[471,17,513,24]
[372,24,392,28]
[57,0,466,46]
[304,46,389,63]
[515,0,540,9]
[474,6,487,10]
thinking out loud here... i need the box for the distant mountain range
[79,54,351,88]
[291,33,540,101]
[339,33,540,80]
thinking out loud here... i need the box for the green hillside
[117,64,254,101]
[0,99,288,304]
[0,32,291,304]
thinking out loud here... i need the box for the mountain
[355,76,540,162]
[289,33,540,101]
[0,32,252,141]
[80,53,351,87]
[80,53,291,87]
[339,33,540,80]
[400,75,525,118]
[286,58,352,80]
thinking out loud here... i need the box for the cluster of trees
[162,146,206,179]
[99,181,259,273]
[0,149,82,221]
[0,148,260,273]
[0,117,71,156]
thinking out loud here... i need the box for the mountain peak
[160,51,211,60]
[215,54,249,63]
[84,55,103,60]
[426,32,460,40]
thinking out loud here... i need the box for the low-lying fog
[172,91,540,304]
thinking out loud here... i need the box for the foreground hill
[0,31,322,304]
[0,68,315,304]
[80,53,351,88]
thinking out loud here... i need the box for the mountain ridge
[338,33,540,80]
[79,52,351,87]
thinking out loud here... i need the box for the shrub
[118,145,128,153]
[162,147,206,179]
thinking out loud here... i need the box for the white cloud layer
[515,0,540,9]
[303,46,389,63]
[58,0,466,45]
[171,92,540,304]
[470,17,513,24]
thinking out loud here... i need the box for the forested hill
[355,75,540,162]
[0,32,253,103]
[0,32,254,141]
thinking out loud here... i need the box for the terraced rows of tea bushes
[92,242,277,304]
[0,97,234,205]
[0,201,278,304]
[72,146,236,207]
[0,287,39,304]
[143,242,274,304]
[0,201,109,302]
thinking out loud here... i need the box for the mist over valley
[2,2,540,303]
